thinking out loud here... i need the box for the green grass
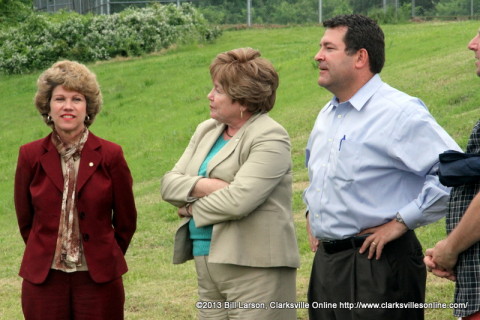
[1,21,479,319]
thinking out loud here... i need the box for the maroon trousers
[22,270,125,320]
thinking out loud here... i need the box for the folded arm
[192,133,291,227]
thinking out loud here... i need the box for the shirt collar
[326,74,383,112]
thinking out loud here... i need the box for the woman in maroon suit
[14,60,137,320]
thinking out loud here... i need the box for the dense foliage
[1,0,479,27]
[0,0,31,25]
[0,0,478,74]
[0,3,221,74]
[195,0,480,24]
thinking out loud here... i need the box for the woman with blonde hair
[14,60,137,320]
[161,48,300,320]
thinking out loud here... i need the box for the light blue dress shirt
[303,74,462,240]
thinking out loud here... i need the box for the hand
[358,219,408,260]
[432,269,456,281]
[424,251,436,271]
[306,213,319,252]
[424,249,457,281]
[425,239,459,274]
[177,205,192,218]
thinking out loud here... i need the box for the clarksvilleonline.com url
[196,301,468,310]
[312,301,469,310]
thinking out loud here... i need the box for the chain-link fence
[33,0,480,24]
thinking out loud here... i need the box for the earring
[47,115,52,122]
[241,110,243,119]
[85,115,91,121]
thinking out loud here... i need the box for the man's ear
[355,48,369,69]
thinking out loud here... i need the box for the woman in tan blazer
[161,48,300,320]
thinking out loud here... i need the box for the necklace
[225,128,233,138]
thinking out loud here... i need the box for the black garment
[308,230,426,320]
[439,149,480,187]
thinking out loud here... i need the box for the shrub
[368,4,412,24]
[0,3,222,74]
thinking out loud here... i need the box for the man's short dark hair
[323,14,385,74]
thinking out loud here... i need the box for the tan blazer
[161,113,300,268]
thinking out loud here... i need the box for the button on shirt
[303,74,461,240]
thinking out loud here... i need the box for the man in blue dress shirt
[303,14,461,320]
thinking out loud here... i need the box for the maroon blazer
[14,132,137,284]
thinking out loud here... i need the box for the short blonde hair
[209,48,279,114]
[35,60,103,128]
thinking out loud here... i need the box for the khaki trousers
[194,256,297,320]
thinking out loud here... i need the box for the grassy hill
[1,21,479,319]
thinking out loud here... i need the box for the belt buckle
[321,239,341,254]
[321,236,367,254]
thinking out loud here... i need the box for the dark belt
[321,235,368,254]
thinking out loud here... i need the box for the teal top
[189,134,229,256]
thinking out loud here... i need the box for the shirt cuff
[398,201,423,229]
[186,176,204,202]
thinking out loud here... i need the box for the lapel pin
[89,162,94,167]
